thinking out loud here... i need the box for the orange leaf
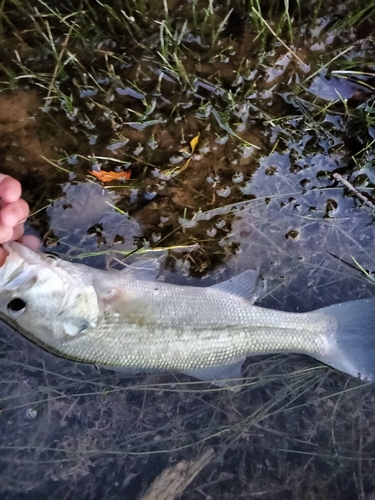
[90,170,131,183]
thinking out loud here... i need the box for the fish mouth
[2,241,44,266]
[0,242,43,290]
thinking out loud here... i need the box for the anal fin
[180,357,246,387]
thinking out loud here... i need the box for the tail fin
[314,297,375,382]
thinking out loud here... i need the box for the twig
[140,447,215,500]
[332,172,375,211]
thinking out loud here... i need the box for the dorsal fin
[210,270,265,303]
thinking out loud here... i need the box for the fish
[0,241,374,383]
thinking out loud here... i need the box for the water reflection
[44,182,143,267]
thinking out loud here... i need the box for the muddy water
[1,1,375,499]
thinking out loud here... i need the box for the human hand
[0,174,29,243]
[0,174,39,266]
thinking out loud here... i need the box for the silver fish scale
[57,300,332,371]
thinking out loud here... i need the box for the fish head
[0,242,100,350]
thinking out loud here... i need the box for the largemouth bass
[0,241,374,383]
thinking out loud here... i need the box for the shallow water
[1,1,375,499]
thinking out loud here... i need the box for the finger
[0,247,9,267]
[21,234,41,250]
[12,223,25,242]
[0,225,14,244]
[0,199,29,227]
[0,175,22,203]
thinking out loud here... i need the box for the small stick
[140,447,215,500]
[332,172,375,211]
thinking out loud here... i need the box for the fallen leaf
[90,170,131,182]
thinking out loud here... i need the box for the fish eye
[7,298,26,317]
[45,253,58,260]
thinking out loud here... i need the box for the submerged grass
[1,0,375,498]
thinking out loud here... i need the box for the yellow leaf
[190,132,200,154]
[163,132,201,177]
